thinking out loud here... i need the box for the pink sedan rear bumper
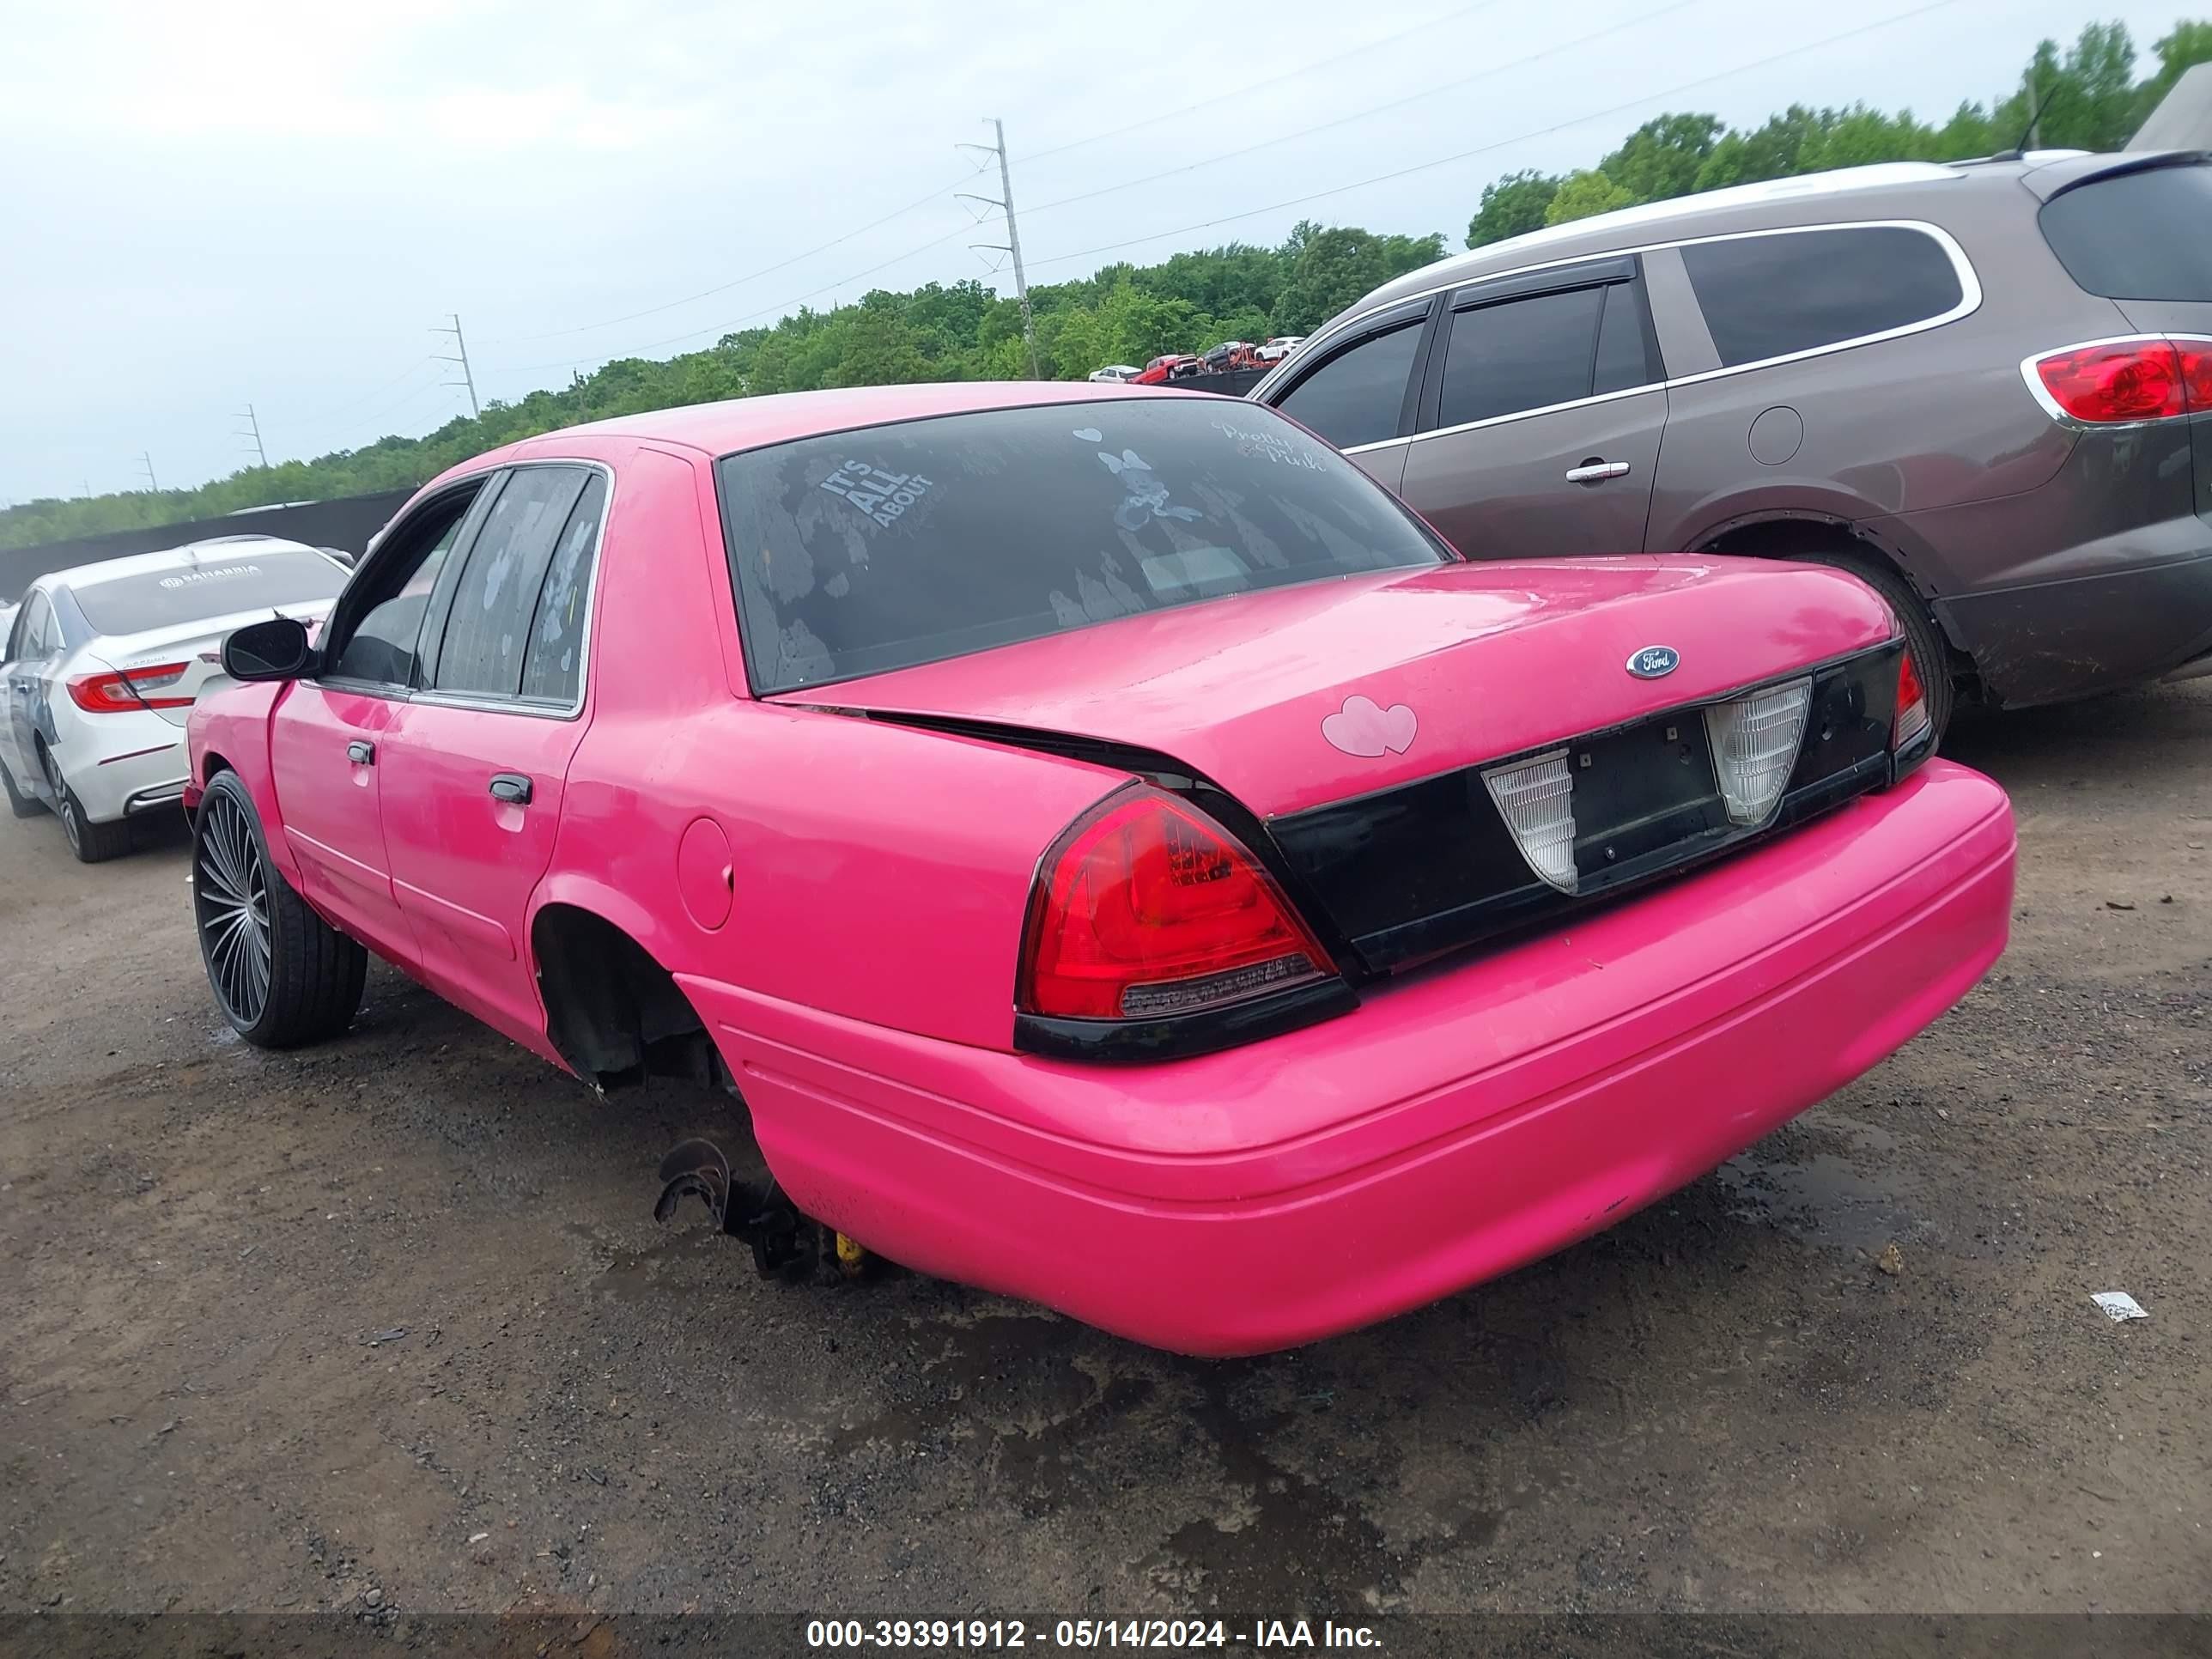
[682,760,2014,1355]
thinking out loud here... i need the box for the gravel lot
[2,685,2207,1622]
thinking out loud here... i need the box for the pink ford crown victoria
[186,382,2014,1355]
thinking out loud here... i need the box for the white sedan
[1086,365,1141,382]
[1,536,348,861]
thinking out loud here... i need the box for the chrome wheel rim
[44,750,80,854]
[195,793,271,1027]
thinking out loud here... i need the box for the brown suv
[1249,151,2212,737]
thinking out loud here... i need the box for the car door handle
[1565,460,1632,483]
[346,739,375,765]
[488,773,533,805]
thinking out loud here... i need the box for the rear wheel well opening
[1702,516,1901,574]
[1699,517,1970,726]
[532,905,724,1095]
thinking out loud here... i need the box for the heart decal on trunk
[1322,695,1417,758]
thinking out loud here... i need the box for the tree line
[4,17,2207,555]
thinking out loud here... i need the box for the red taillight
[1893,648,1929,753]
[2035,340,2184,422]
[1020,788,1334,1021]
[66,662,192,714]
[2033,339,2195,422]
[2181,340,2212,411]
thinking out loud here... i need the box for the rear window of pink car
[714,398,1448,692]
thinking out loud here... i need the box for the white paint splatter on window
[1096,448,1201,532]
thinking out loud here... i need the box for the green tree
[1795,105,1939,171]
[1466,169,1561,247]
[823,305,932,388]
[2136,20,2212,126]
[1598,113,1724,202]
[2033,21,2139,150]
[1274,228,1395,333]
[1692,106,1826,191]
[1544,169,1635,226]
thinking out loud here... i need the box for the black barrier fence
[1178,366,1270,397]
[0,489,414,604]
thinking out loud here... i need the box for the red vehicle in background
[1131,354,1198,385]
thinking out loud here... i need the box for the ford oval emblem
[1626,645,1680,679]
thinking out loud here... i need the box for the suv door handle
[346,739,375,765]
[488,773,533,805]
[1565,460,1632,484]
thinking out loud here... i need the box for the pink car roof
[488,381,1211,465]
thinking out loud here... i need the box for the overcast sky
[0,0,2189,502]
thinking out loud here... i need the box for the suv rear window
[1680,226,1966,368]
[70,548,346,635]
[2039,163,2212,301]
[716,398,1447,691]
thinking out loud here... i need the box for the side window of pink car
[421,467,604,708]
[324,483,495,690]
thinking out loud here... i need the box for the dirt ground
[1,684,2207,1625]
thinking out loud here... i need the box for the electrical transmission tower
[957,118,1041,380]
[139,453,159,492]
[433,313,482,416]
[236,404,269,468]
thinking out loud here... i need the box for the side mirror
[222,617,317,683]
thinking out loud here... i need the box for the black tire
[43,744,132,862]
[1789,547,1955,744]
[193,769,367,1048]
[1,754,44,818]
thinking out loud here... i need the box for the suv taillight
[2030,337,2212,423]
[1893,648,1930,757]
[1019,787,1334,1023]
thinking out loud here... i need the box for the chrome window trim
[1266,301,1436,452]
[1280,220,1983,454]
[2016,332,2212,431]
[379,457,616,723]
[1344,380,1668,455]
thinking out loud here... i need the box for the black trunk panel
[1268,643,1904,975]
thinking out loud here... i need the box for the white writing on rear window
[159,564,262,589]
[820,463,934,528]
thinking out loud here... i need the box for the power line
[956,118,1041,380]
[501,217,981,376]
[481,169,984,347]
[1026,0,1967,274]
[235,404,268,469]
[285,354,441,447]
[432,313,481,417]
[1019,0,1506,166]
[1020,0,1699,222]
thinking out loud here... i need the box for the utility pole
[956,118,1041,380]
[433,313,482,417]
[235,404,269,468]
[139,452,159,493]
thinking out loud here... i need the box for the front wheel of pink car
[193,771,367,1048]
